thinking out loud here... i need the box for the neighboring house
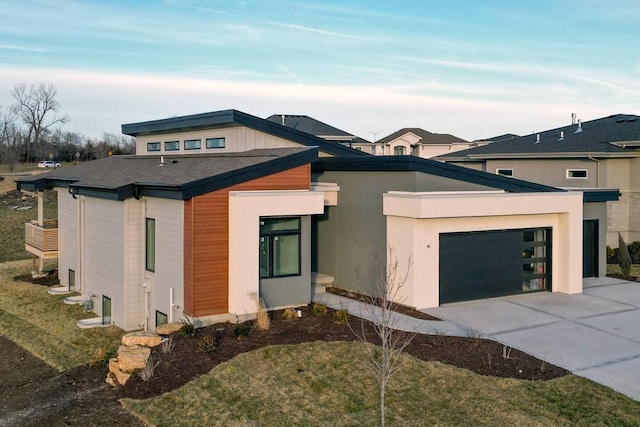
[438,114,640,247]
[17,109,618,330]
[371,128,478,158]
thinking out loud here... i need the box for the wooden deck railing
[25,221,59,253]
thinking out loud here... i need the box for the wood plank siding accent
[183,164,311,316]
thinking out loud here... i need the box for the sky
[1,0,639,141]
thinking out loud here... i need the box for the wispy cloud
[570,74,639,95]
[273,22,360,39]
[0,44,55,53]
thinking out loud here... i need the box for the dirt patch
[12,269,60,287]
[0,305,568,426]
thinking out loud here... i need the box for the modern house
[16,109,618,330]
[438,114,640,248]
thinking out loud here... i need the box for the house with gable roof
[439,113,640,255]
[16,109,617,330]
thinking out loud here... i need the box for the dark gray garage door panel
[439,230,523,304]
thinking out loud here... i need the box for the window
[69,269,75,292]
[259,217,301,278]
[184,139,201,150]
[522,228,551,292]
[206,137,225,149]
[410,145,418,156]
[146,218,156,272]
[566,169,588,179]
[394,146,405,155]
[371,146,377,155]
[496,168,514,177]
[156,311,168,327]
[164,141,179,151]
[147,142,161,152]
[102,296,112,325]
[355,147,363,151]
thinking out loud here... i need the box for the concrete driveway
[421,277,640,402]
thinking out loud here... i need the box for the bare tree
[11,83,68,162]
[349,250,416,427]
[619,233,632,277]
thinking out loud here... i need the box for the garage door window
[522,229,550,292]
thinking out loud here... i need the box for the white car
[37,160,61,168]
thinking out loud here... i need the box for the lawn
[0,260,123,371]
[122,341,640,427]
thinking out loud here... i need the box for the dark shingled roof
[265,114,354,139]
[378,128,468,145]
[121,109,367,158]
[16,147,317,201]
[475,133,519,143]
[312,155,619,202]
[439,114,640,160]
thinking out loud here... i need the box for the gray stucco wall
[584,202,608,277]
[259,216,312,308]
[311,171,494,296]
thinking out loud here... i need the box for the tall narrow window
[69,269,76,292]
[259,217,301,278]
[102,296,112,325]
[146,218,156,272]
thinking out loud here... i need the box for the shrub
[282,307,298,320]
[179,317,196,338]
[89,347,117,368]
[160,336,175,354]
[197,335,217,353]
[334,309,349,324]
[312,303,328,315]
[256,298,270,330]
[607,245,617,264]
[138,355,160,382]
[629,241,640,264]
[619,233,632,277]
[233,321,251,340]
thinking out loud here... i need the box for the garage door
[439,228,550,304]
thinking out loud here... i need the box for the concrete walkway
[313,277,640,402]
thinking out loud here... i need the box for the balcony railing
[25,220,59,255]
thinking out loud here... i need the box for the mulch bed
[2,279,570,426]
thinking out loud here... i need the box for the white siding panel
[135,126,299,155]
[145,198,184,326]
[56,189,78,289]
[83,198,126,326]
[124,199,145,330]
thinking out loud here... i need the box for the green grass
[0,260,123,371]
[122,341,640,427]
[0,189,58,262]
[607,263,640,277]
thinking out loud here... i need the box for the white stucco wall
[228,190,324,316]
[384,191,583,309]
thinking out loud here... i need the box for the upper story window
[206,137,225,149]
[184,139,202,150]
[394,146,405,155]
[496,168,514,177]
[147,142,161,152]
[566,169,588,179]
[164,141,179,151]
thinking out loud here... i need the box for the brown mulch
[0,302,570,426]
[13,270,60,287]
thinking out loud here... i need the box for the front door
[583,220,599,278]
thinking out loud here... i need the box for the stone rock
[105,371,118,387]
[155,323,183,335]
[116,345,151,373]
[121,331,162,347]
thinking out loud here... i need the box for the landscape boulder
[155,323,183,335]
[106,331,161,386]
[121,330,162,347]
